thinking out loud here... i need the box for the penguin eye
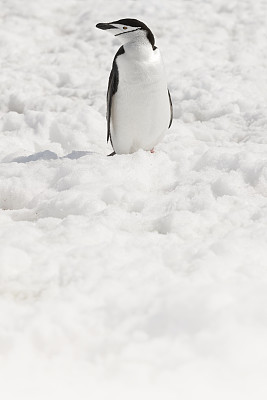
[123,26,128,30]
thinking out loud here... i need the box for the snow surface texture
[1,0,267,398]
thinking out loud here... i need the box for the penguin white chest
[111,48,170,154]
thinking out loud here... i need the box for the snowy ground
[1,0,267,398]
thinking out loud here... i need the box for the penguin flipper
[168,89,173,129]
[107,46,125,145]
[107,64,117,144]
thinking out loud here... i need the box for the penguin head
[96,18,155,48]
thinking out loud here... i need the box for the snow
[1,0,267,398]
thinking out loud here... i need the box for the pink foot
[150,148,155,153]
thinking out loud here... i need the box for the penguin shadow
[11,150,98,163]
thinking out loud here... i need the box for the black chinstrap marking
[115,27,141,36]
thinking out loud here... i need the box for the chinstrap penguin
[96,18,173,155]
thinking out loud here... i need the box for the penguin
[96,18,173,155]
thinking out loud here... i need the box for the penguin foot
[107,151,116,156]
[150,148,155,153]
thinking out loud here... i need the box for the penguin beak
[96,23,115,30]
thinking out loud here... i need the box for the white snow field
[1,0,267,398]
